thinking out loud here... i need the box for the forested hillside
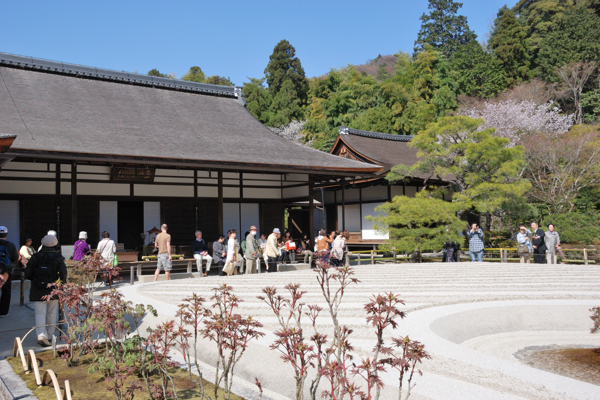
[238,0,600,152]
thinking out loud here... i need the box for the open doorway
[118,201,143,250]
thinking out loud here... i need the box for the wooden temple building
[324,126,447,245]
[0,52,382,251]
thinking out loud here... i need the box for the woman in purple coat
[72,231,90,261]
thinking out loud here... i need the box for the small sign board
[111,166,155,182]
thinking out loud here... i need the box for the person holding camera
[467,223,484,262]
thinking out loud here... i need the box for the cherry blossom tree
[463,100,573,146]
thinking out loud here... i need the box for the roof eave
[6,149,384,176]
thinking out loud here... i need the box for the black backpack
[0,242,11,267]
[32,253,59,290]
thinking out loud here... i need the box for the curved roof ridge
[0,51,240,99]
[339,126,413,142]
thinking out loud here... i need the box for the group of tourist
[516,222,564,263]
[467,222,564,263]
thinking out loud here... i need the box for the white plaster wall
[284,173,308,183]
[240,204,260,236]
[154,177,194,184]
[223,172,240,179]
[77,165,111,174]
[0,181,54,195]
[60,182,71,195]
[361,202,389,240]
[337,204,361,232]
[0,200,20,243]
[405,186,417,197]
[224,187,240,198]
[361,186,388,202]
[78,182,130,196]
[245,180,281,187]
[0,170,54,179]
[283,186,308,199]
[197,186,218,198]
[341,188,360,202]
[134,185,193,197]
[4,161,51,171]
[243,187,281,199]
[243,173,281,181]
[143,202,161,245]
[391,185,404,198]
[155,169,194,177]
[223,203,240,234]
[99,201,118,243]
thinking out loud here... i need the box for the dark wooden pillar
[341,177,346,231]
[193,170,198,230]
[217,171,223,234]
[308,176,314,245]
[387,183,392,202]
[359,187,363,232]
[71,161,77,241]
[55,163,61,241]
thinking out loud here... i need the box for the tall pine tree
[414,0,477,56]
[264,40,308,103]
[490,9,531,86]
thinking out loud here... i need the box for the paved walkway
[125,262,600,400]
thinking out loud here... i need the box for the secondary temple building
[324,126,447,245]
[0,52,382,251]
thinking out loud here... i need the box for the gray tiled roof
[0,53,381,175]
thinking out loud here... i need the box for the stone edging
[0,359,37,400]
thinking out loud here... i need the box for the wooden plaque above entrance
[111,166,155,182]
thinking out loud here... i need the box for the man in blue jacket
[192,230,212,277]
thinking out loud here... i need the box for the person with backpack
[0,226,19,318]
[25,234,67,347]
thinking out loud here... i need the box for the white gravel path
[119,262,600,400]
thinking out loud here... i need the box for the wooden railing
[345,247,595,265]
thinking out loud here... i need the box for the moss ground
[7,350,245,400]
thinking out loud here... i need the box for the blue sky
[1,0,517,86]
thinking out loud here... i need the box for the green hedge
[545,212,600,244]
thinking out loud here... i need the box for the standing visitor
[284,231,296,263]
[277,233,288,264]
[300,234,313,265]
[72,231,90,261]
[38,230,57,252]
[258,233,268,273]
[0,226,18,318]
[212,235,227,276]
[531,222,547,264]
[467,223,484,262]
[245,226,259,274]
[223,229,239,276]
[240,231,249,274]
[97,231,116,285]
[265,228,280,273]
[19,238,36,265]
[154,224,172,281]
[544,224,564,262]
[192,231,212,277]
[331,230,349,267]
[517,225,533,264]
[316,229,333,263]
[25,234,67,347]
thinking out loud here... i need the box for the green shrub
[546,212,600,244]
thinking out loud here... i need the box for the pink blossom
[463,100,574,146]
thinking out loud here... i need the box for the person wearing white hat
[25,234,68,347]
[265,228,281,273]
[72,231,90,261]
[38,230,58,252]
